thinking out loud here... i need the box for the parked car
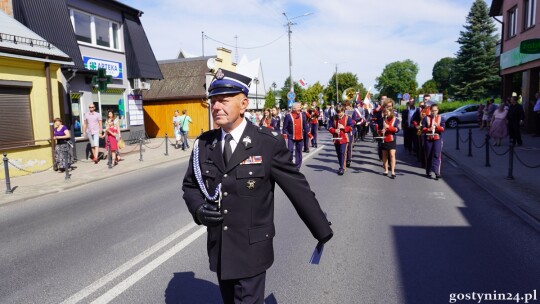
[440,104,480,128]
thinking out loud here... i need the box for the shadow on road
[165,272,221,304]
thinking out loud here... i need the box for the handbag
[118,138,125,149]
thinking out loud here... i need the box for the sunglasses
[89,106,95,109]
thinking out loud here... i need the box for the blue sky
[123,0,498,95]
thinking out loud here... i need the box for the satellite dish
[207,58,216,70]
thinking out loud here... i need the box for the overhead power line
[204,33,286,50]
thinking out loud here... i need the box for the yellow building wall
[144,99,210,138]
[0,57,63,178]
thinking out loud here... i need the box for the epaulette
[257,126,280,140]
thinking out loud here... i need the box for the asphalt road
[0,131,538,304]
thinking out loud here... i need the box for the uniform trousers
[310,123,318,147]
[218,271,266,304]
[425,139,443,176]
[288,138,304,169]
[346,133,353,163]
[303,130,310,151]
[334,143,348,170]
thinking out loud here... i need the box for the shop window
[92,91,127,130]
[524,0,536,29]
[70,8,120,50]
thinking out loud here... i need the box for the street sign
[318,93,324,99]
[397,93,403,100]
[403,93,410,101]
[287,91,296,101]
[520,39,540,54]
[288,99,294,108]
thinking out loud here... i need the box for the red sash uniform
[329,115,352,144]
[381,117,398,143]
[422,115,444,140]
[291,113,303,141]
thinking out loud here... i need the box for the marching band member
[343,101,355,167]
[283,102,310,170]
[309,104,320,148]
[422,104,445,180]
[379,104,400,179]
[412,100,430,166]
[329,104,355,175]
[353,102,368,142]
[270,107,281,133]
[302,105,311,153]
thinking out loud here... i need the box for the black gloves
[319,231,333,244]
[196,203,223,227]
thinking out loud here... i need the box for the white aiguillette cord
[193,139,222,207]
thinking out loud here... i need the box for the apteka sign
[83,56,123,79]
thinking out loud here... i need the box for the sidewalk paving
[0,137,192,205]
[443,124,540,231]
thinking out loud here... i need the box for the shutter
[0,87,34,148]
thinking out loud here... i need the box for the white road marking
[60,222,198,304]
[90,227,207,304]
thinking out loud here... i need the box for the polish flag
[298,78,308,87]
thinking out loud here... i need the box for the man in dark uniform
[182,68,333,304]
[401,98,417,155]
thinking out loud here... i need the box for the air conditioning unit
[133,78,151,91]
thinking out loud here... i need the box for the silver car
[440,104,479,128]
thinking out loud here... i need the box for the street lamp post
[254,77,259,110]
[324,62,340,104]
[283,12,313,96]
[271,81,277,106]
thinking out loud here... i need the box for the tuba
[342,87,357,102]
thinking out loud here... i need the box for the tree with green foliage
[264,87,276,109]
[375,59,418,99]
[304,82,325,106]
[433,57,455,96]
[452,0,499,100]
[419,79,438,95]
[279,77,304,109]
[324,72,360,104]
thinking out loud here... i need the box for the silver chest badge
[246,180,256,190]
[242,136,251,147]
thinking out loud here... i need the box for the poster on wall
[128,94,144,126]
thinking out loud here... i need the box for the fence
[454,126,540,180]
[2,134,178,194]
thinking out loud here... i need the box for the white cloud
[128,0,485,94]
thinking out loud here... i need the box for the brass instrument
[342,87,357,102]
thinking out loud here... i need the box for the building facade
[490,0,540,133]
[0,9,73,178]
[11,0,162,160]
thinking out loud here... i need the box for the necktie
[223,134,233,166]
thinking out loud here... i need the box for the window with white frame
[70,9,120,50]
[524,0,536,29]
[508,6,518,38]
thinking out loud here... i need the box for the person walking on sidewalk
[489,101,508,146]
[173,110,182,149]
[52,118,72,172]
[178,109,192,150]
[533,92,540,137]
[507,96,525,146]
[182,68,333,304]
[422,104,445,180]
[83,103,102,163]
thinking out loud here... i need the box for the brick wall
[0,0,13,16]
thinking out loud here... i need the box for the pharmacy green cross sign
[92,68,113,92]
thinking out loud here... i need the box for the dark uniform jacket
[182,122,332,280]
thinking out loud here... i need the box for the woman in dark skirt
[53,118,72,172]
[378,101,400,179]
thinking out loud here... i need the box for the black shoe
[435,175,440,180]
[426,173,432,178]
[337,168,344,175]
[390,174,396,179]
[346,161,351,167]
[383,171,388,176]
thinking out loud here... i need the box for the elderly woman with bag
[53,118,73,172]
